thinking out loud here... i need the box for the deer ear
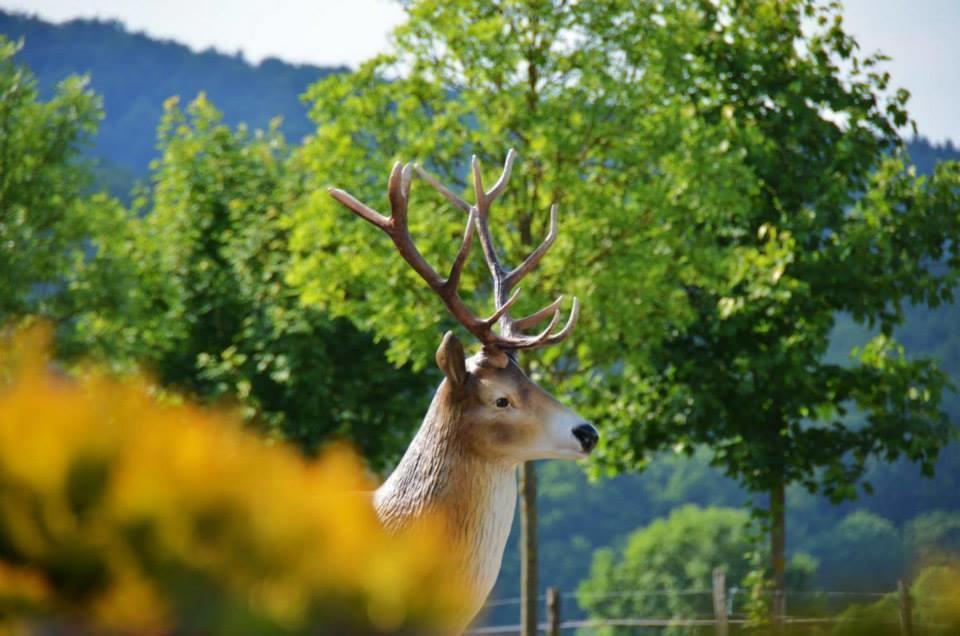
[436,331,468,388]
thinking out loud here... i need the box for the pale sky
[3,0,958,144]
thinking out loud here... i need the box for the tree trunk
[770,479,786,631]
[520,460,538,636]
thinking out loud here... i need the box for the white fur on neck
[372,384,519,625]
[374,450,518,615]
[461,464,516,613]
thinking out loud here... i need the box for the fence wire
[468,585,938,635]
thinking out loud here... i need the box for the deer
[329,149,598,631]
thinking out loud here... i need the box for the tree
[572,0,960,623]
[68,95,433,469]
[288,2,755,627]
[0,36,103,321]
[578,506,752,633]
[578,505,814,634]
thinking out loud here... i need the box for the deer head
[329,150,597,465]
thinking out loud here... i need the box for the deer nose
[572,423,599,453]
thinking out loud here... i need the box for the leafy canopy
[578,505,753,632]
[568,0,960,501]
[288,0,757,426]
[290,0,960,501]
[0,37,103,321]
[69,95,434,467]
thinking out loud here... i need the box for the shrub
[0,326,467,634]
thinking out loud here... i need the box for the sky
[2,0,958,144]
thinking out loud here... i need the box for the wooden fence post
[520,463,538,636]
[713,568,729,636]
[546,586,560,636]
[898,579,914,636]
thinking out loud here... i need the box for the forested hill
[0,10,345,175]
[3,9,958,187]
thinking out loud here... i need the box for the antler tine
[413,163,472,213]
[328,187,391,230]
[471,155,487,212]
[447,208,478,289]
[538,296,580,347]
[387,161,413,228]
[471,155,506,282]
[504,203,558,290]
[331,162,501,346]
[497,297,579,350]
[484,287,522,326]
[513,295,564,330]
[489,302,562,350]
[486,148,516,201]
[523,304,563,345]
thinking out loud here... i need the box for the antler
[329,150,578,352]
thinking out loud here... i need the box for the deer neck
[373,380,517,606]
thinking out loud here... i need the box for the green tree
[0,37,103,321]
[572,0,960,622]
[577,505,778,635]
[288,3,756,627]
[69,95,432,468]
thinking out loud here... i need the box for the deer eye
[495,397,510,408]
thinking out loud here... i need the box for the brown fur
[374,338,587,630]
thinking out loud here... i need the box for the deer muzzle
[572,423,599,453]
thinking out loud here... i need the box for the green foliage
[5,4,960,618]
[0,37,103,321]
[583,0,960,502]
[67,95,433,468]
[289,0,757,381]
[578,506,753,634]
[576,505,816,633]
[285,0,960,608]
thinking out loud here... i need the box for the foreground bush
[0,327,467,634]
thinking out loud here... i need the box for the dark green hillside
[3,8,952,199]
[0,10,344,175]
[909,137,960,176]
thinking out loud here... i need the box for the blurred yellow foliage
[833,561,960,636]
[0,325,467,635]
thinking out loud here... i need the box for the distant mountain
[3,9,957,187]
[909,136,960,175]
[0,10,345,176]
